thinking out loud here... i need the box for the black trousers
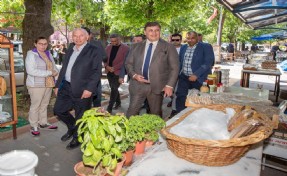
[92,81,102,107]
[54,81,91,139]
[176,73,202,113]
[107,72,121,112]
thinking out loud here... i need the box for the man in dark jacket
[104,34,129,114]
[54,28,103,150]
[176,31,214,113]
[82,27,106,107]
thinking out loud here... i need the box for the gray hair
[72,28,89,36]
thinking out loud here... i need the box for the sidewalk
[0,62,286,176]
[0,89,173,176]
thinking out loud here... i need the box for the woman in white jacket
[26,36,59,136]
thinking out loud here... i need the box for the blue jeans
[176,73,202,113]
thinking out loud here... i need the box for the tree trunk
[23,0,54,55]
[242,42,245,51]
[22,0,54,95]
[146,0,154,19]
[216,7,226,46]
[99,26,108,47]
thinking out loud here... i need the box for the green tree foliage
[104,0,194,35]
[52,0,108,42]
[1,0,286,45]
[0,0,24,29]
[51,0,82,43]
[221,9,282,45]
[167,1,220,42]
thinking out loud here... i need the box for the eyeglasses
[171,39,180,42]
[37,43,48,46]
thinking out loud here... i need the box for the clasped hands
[188,74,198,82]
[105,66,114,73]
[134,74,173,97]
[52,70,58,77]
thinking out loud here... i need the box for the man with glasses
[170,33,183,54]
[168,33,183,118]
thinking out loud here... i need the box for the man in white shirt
[54,28,103,150]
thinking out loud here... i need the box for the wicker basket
[161,104,273,166]
[261,61,277,70]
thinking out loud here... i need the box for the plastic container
[0,150,38,176]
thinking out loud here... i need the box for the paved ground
[0,62,287,176]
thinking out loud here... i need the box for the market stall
[241,68,281,102]
[126,86,278,175]
[127,108,265,176]
[0,34,18,139]
[276,51,287,62]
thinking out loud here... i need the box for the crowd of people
[51,43,67,65]
[25,21,215,150]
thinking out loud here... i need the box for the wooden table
[241,69,281,102]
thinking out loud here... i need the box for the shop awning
[216,0,287,29]
[251,30,287,40]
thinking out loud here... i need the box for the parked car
[12,41,23,54]
[0,53,25,92]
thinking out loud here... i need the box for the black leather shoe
[146,107,151,114]
[169,110,178,119]
[113,104,121,110]
[107,107,112,114]
[61,130,74,142]
[66,138,81,150]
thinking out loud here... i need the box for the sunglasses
[171,39,180,41]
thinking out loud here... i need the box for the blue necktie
[143,43,153,80]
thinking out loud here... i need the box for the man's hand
[134,74,150,83]
[118,78,124,84]
[105,66,114,73]
[81,90,92,99]
[163,86,173,97]
[188,74,198,82]
[54,88,58,96]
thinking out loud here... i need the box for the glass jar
[200,82,209,93]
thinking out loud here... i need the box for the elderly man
[54,28,103,150]
[125,22,179,118]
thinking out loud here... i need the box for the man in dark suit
[53,28,103,150]
[176,31,214,113]
[81,27,107,107]
[125,22,179,118]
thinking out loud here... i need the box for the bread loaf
[230,118,264,138]
[0,76,7,96]
[228,108,258,131]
